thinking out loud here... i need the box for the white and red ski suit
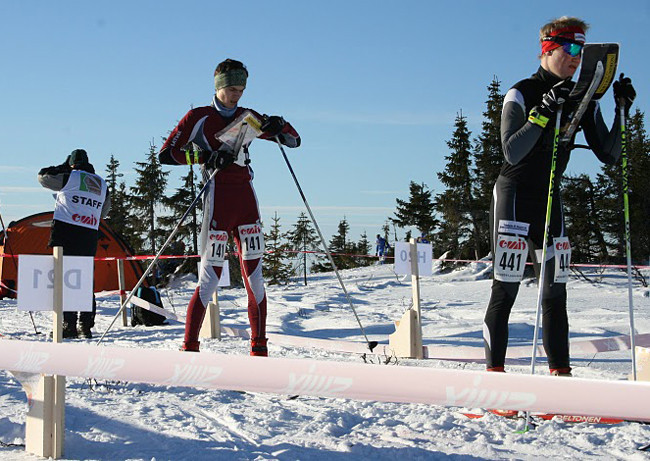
[159,99,300,350]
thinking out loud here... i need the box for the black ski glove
[260,115,286,138]
[529,79,572,129]
[613,73,636,115]
[208,146,235,170]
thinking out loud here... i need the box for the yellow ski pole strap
[185,149,200,165]
[528,108,549,129]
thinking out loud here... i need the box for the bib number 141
[238,223,265,260]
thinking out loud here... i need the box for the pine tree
[595,108,650,263]
[104,156,141,250]
[130,142,170,254]
[158,165,201,275]
[159,166,200,252]
[562,174,608,262]
[435,111,476,259]
[391,181,437,240]
[626,109,650,263]
[354,231,373,267]
[472,77,504,256]
[263,212,293,285]
[287,212,319,285]
[105,154,123,195]
[311,217,352,272]
[330,217,353,270]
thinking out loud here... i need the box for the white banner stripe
[130,296,178,320]
[1,339,649,421]
[221,327,650,360]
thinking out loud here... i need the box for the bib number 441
[494,235,528,282]
[553,237,571,283]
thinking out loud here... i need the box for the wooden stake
[117,259,128,326]
[200,290,221,340]
[388,239,423,358]
[26,247,65,458]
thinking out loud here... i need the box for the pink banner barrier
[1,339,649,421]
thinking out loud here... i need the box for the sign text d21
[17,254,94,312]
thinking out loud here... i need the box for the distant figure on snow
[376,234,389,264]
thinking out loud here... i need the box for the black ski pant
[483,176,570,370]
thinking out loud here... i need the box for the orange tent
[0,211,145,299]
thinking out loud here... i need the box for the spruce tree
[391,181,437,241]
[595,108,650,263]
[473,77,504,255]
[354,231,373,267]
[104,156,141,250]
[435,111,476,259]
[159,166,200,253]
[263,212,293,285]
[158,165,201,274]
[329,217,353,270]
[130,142,169,254]
[562,174,608,262]
[311,217,352,272]
[625,109,650,262]
[287,212,319,285]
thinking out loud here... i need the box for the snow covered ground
[1,262,650,460]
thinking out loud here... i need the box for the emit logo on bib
[553,237,571,283]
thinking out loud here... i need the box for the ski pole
[0,208,40,334]
[274,138,378,352]
[525,106,563,431]
[618,86,637,380]
[97,123,250,345]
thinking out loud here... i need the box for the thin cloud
[0,165,31,173]
[295,110,460,127]
[359,190,402,195]
[261,205,393,215]
[0,186,48,193]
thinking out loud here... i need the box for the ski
[461,410,627,425]
[561,43,619,144]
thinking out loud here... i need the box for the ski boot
[250,337,268,357]
[180,340,200,352]
[550,367,573,377]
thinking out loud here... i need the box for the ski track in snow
[1,264,650,460]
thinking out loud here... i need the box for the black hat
[68,149,89,166]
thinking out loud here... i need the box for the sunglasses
[543,36,584,57]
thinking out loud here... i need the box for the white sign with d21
[393,242,433,276]
[17,255,94,312]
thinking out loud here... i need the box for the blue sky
[1,0,648,245]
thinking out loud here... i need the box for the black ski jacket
[499,66,621,195]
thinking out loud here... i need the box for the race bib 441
[494,235,528,282]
